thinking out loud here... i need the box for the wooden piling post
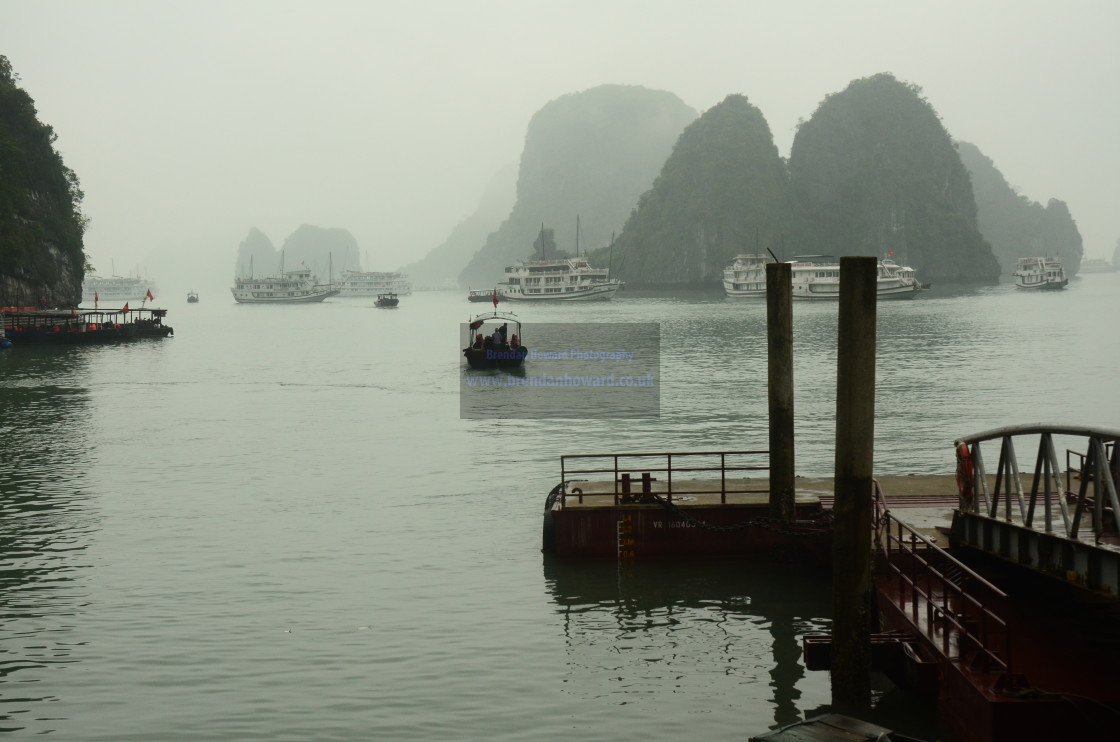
[831,256,877,711]
[767,261,795,521]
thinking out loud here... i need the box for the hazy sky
[3,0,1117,292]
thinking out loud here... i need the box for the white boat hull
[792,283,922,300]
[499,282,621,301]
[231,288,339,303]
[724,285,767,298]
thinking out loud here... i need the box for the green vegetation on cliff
[789,73,1000,282]
[605,94,795,285]
[457,85,696,289]
[0,55,87,305]
[956,140,1082,274]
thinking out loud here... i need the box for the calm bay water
[2,274,1118,740]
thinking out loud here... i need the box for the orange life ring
[955,442,974,503]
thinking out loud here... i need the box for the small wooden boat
[375,293,399,308]
[1,307,173,344]
[187,290,199,303]
[462,311,526,369]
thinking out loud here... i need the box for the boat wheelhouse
[337,270,412,297]
[789,256,923,300]
[462,311,527,369]
[1013,256,1068,290]
[722,254,769,297]
[498,257,621,301]
[230,267,339,303]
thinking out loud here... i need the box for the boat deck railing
[874,480,1014,682]
[559,450,769,506]
[956,424,1120,541]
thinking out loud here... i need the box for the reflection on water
[544,556,831,729]
[0,347,96,733]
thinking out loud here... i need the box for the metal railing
[559,450,769,505]
[874,480,1013,682]
[955,424,1120,539]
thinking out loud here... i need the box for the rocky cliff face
[0,55,87,307]
[789,73,1000,283]
[457,84,697,289]
[957,140,1083,274]
[609,94,795,286]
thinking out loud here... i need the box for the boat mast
[576,216,580,257]
[608,232,615,281]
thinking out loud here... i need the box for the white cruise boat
[82,275,158,304]
[337,270,413,297]
[722,254,769,297]
[1013,256,1068,290]
[498,257,621,301]
[788,256,923,300]
[230,267,340,303]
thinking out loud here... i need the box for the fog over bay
[3,0,1117,291]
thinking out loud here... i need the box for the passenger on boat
[498,323,508,344]
[491,328,503,347]
[510,333,519,348]
[472,333,484,349]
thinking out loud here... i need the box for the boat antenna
[608,232,615,281]
[576,216,580,257]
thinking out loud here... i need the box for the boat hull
[792,284,922,300]
[499,282,620,301]
[463,346,527,369]
[1013,279,1068,290]
[548,502,831,559]
[231,289,339,303]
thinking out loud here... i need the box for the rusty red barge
[541,450,834,559]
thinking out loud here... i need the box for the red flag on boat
[122,302,129,314]
[492,289,498,308]
[146,289,154,301]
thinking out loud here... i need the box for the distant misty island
[1,56,1098,307]
[240,75,1086,293]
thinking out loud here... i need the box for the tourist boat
[1013,256,1068,290]
[230,267,339,303]
[462,311,527,369]
[467,288,496,303]
[722,253,769,297]
[82,274,157,304]
[497,256,621,301]
[187,290,199,303]
[375,292,399,308]
[1,306,173,344]
[788,256,923,300]
[337,270,412,297]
